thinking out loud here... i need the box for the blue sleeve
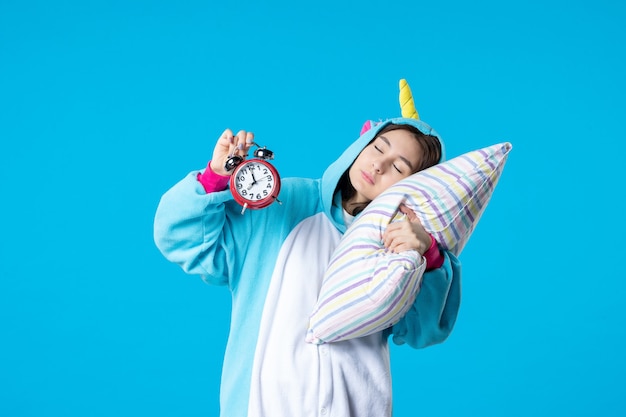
[153,171,246,286]
[388,251,462,349]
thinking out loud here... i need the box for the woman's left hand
[382,205,431,255]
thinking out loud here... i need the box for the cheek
[371,178,393,198]
[378,178,395,192]
[359,147,376,162]
[379,173,407,192]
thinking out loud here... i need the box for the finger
[218,128,234,144]
[221,128,234,140]
[388,239,413,254]
[382,228,392,246]
[211,129,237,175]
[243,131,255,155]
[398,203,417,222]
[383,224,402,246]
[388,242,403,253]
[384,221,410,238]
[233,130,247,156]
[386,229,422,253]
[384,222,403,237]
[215,129,234,154]
[383,231,403,250]
[386,237,405,253]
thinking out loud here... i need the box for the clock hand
[247,171,258,190]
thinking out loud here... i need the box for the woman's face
[348,128,423,203]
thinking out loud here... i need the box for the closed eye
[374,142,403,173]
[375,135,413,174]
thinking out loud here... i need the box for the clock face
[231,160,280,207]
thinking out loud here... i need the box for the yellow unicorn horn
[399,79,419,120]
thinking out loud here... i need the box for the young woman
[153,118,461,417]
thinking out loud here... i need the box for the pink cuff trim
[424,234,444,271]
[197,161,231,193]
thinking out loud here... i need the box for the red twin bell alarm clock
[224,144,282,214]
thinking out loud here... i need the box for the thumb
[398,201,417,222]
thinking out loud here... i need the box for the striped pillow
[306,142,512,344]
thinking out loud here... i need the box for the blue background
[2,0,624,416]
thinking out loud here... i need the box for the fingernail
[237,143,244,150]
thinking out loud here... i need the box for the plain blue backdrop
[1,0,625,416]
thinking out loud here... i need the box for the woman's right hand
[209,129,255,176]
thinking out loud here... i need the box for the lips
[361,170,374,185]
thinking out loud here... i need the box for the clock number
[231,158,279,208]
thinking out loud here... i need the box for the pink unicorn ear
[360,120,372,135]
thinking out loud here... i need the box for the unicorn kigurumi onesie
[154,80,462,417]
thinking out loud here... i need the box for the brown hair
[338,123,442,215]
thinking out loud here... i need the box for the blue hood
[320,117,446,233]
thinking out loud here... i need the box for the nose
[372,159,383,173]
